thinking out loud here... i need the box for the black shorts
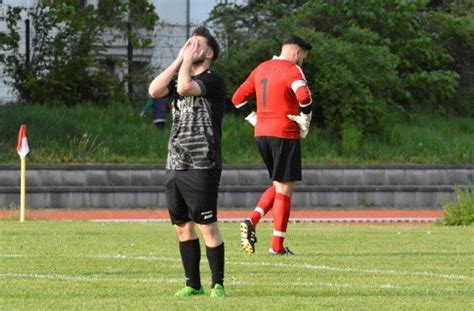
[165,169,221,225]
[255,136,302,182]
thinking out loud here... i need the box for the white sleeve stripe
[235,101,248,108]
[295,64,307,81]
[291,80,307,93]
[300,100,312,107]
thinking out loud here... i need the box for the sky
[154,0,224,25]
[189,0,220,24]
[2,1,228,25]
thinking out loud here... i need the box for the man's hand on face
[177,38,192,62]
[183,37,205,64]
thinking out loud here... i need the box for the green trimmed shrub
[441,187,474,226]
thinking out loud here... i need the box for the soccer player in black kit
[148,26,226,298]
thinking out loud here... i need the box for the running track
[0,209,443,223]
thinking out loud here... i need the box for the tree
[98,0,159,104]
[428,0,474,114]
[293,0,460,126]
[0,0,158,106]
[209,0,308,51]
[209,0,469,139]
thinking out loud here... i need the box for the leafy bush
[441,187,474,226]
[292,0,460,127]
[210,0,469,136]
[429,10,474,115]
[302,29,400,135]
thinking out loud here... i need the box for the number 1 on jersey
[260,78,268,107]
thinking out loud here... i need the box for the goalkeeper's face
[296,49,309,67]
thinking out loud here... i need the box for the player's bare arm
[177,37,208,97]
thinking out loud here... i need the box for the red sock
[249,185,275,227]
[271,193,291,253]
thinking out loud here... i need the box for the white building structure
[0,0,227,103]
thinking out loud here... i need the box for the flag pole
[20,156,26,222]
[16,124,29,222]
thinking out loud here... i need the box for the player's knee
[199,223,223,246]
[174,222,197,240]
[199,222,219,236]
[273,181,295,196]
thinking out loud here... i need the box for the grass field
[1,221,473,310]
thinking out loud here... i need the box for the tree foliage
[0,0,158,105]
[209,0,473,138]
[428,1,474,114]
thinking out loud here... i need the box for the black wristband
[236,102,254,117]
[300,104,312,115]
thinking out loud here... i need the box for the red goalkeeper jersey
[232,56,312,139]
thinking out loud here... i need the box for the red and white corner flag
[16,124,30,159]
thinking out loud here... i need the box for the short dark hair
[283,35,312,51]
[192,26,220,61]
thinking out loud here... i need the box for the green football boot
[174,286,204,297]
[210,284,225,298]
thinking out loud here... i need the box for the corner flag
[16,124,29,222]
[16,124,29,159]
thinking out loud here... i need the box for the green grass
[0,103,170,163]
[0,103,472,164]
[1,221,473,310]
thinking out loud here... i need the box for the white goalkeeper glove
[287,111,312,138]
[244,111,257,127]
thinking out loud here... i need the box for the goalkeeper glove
[244,111,257,127]
[287,111,312,138]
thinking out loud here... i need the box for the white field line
[0,272,401,291]
[232,261,474,281]
[224,218,440,223]
[0,272,182,284]
[90,254,473,281]
[90,219,168,223]
[3,253,472,283]
[89,217,439,223]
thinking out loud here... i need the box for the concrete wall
[0,164,471,209]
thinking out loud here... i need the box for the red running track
[0,209,443,224]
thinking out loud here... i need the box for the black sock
[179,239,201,290]
[206,242,225,287]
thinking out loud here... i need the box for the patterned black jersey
[166,70,226,170]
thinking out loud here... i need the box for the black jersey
[166,70,226,170]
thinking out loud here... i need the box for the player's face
[296,49,308,67]
[192,36,212,65]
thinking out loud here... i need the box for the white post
[20,156,26,222]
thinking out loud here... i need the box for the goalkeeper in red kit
[232,36,313,256]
